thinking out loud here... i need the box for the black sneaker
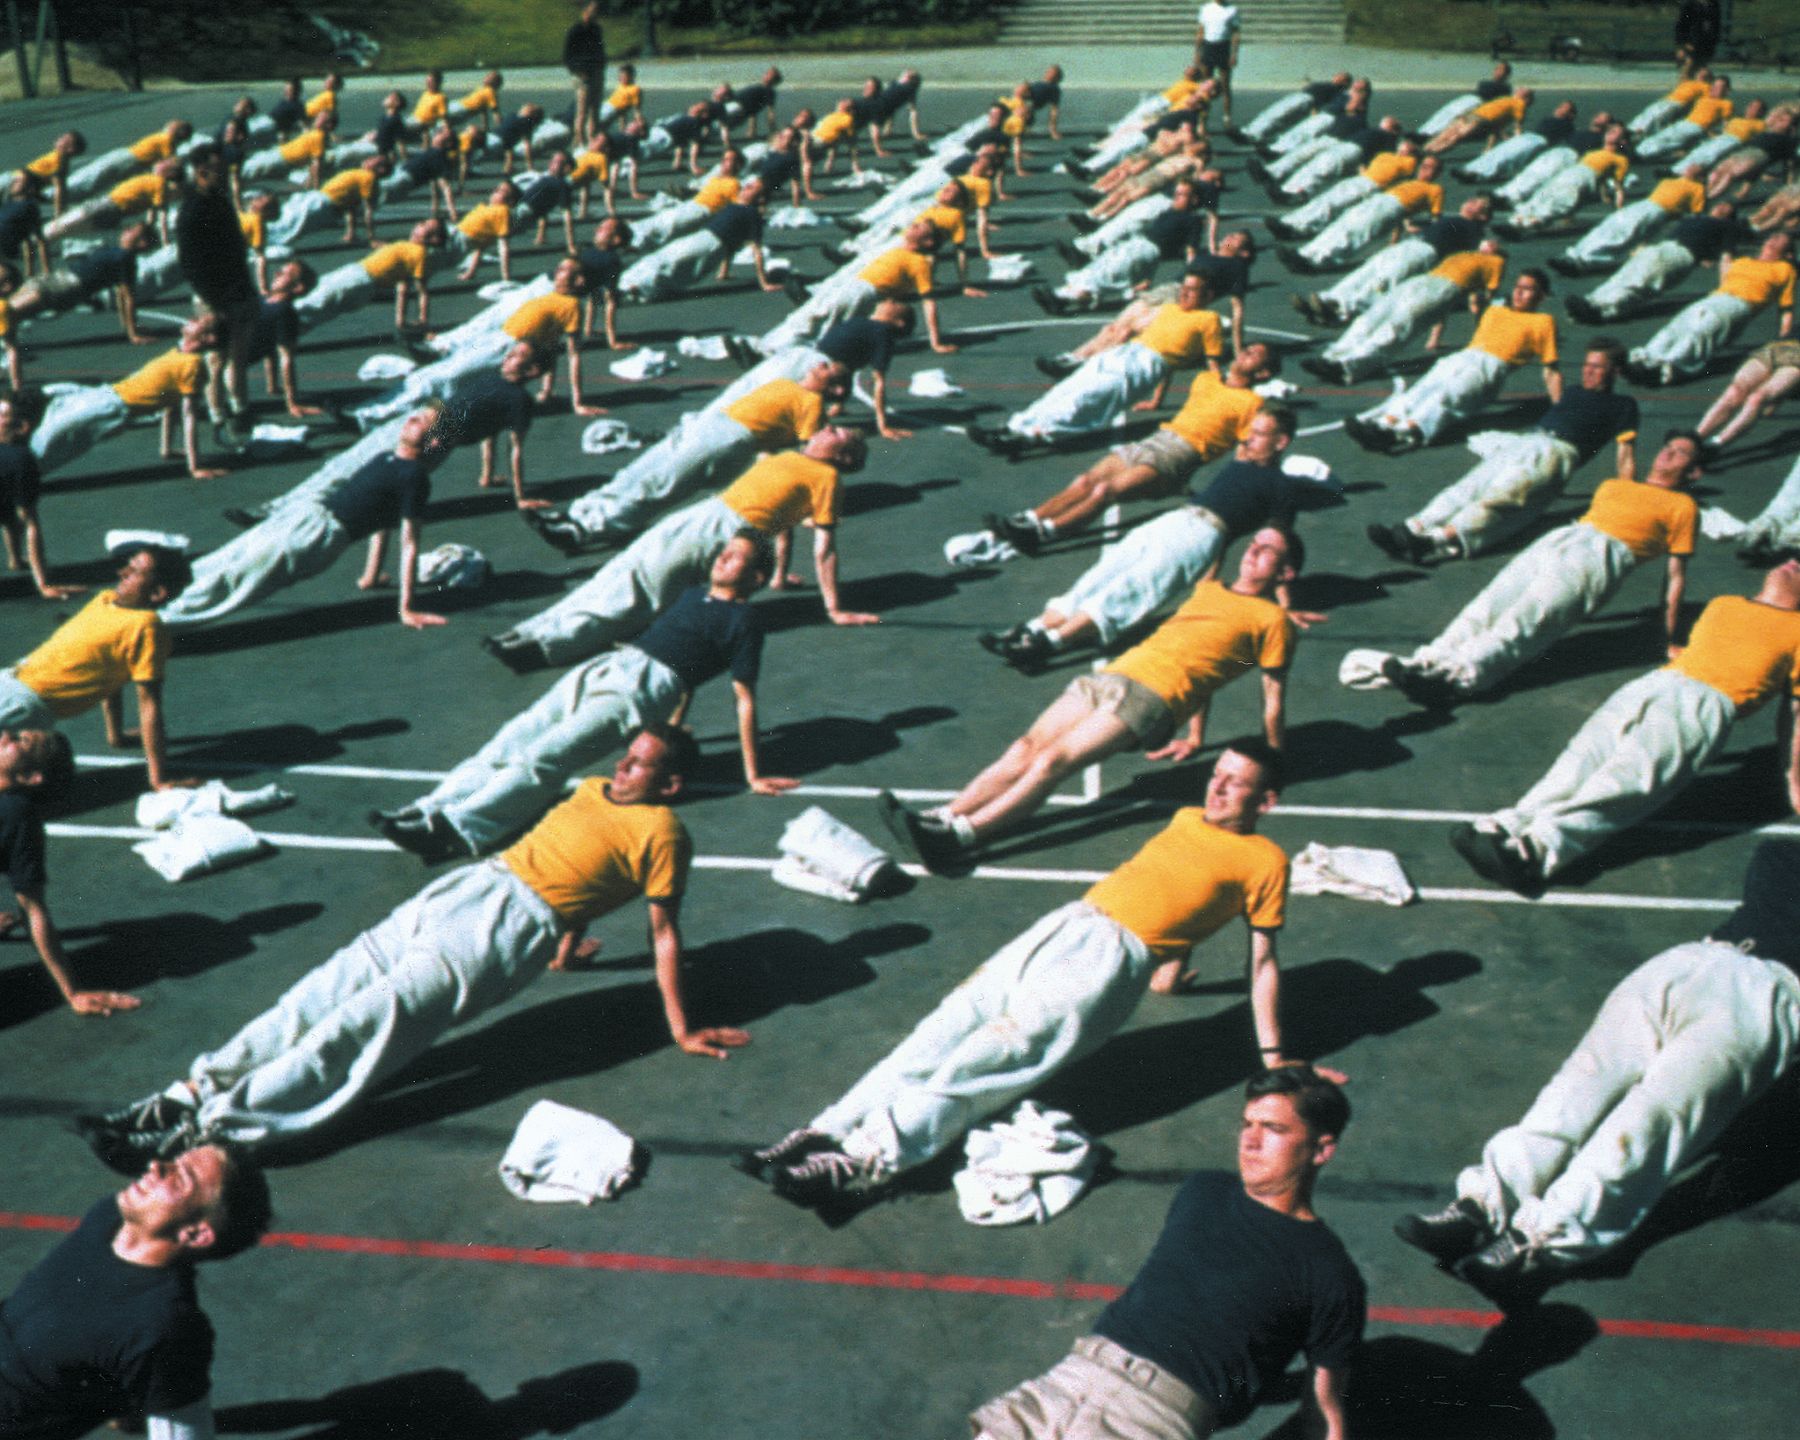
[1029,284,1067,317]
[1365,522,1413,563]
[1546,254,1580,277]
[967,425,1025,457]
[369,808,468,865]
[733,1127,836,1183]
[1381,656,1462,710]
[81,1090,194,1137]
[875,791,967,874]
[771,1147,882,1205]
[481,633,548,675]
[832,215,863,233]
[1395,1197,1494,1265]
[782,274,811,305]
[984,510,1044,554]
[1452,1228,1549,1310]
[1054,238,1086,267]
[221,506,262,530]
[1034,354,1078,380]
[1067,212,1098,234]
[77,1112,204,1177]
[522,506,593,556]
[723,335,759,372]
[1449,823,1543,897]
[1265,215,1297,241]
[1564,296,1601,325]
[978,622,1029,657]
[999,627,1055,676]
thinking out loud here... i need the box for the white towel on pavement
[1289,842,1417,905]
[499,1099,641,1204]
[953,1102,1098,1226]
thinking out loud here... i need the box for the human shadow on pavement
[712,704,957,779]
[0,903,324,1034]
[215,1362,640,1439]
[297,923,925,1159]
[754,567,998,631]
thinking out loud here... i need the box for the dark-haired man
[748,740,1313,1201]
[970,1068,1362,1439]
[0,388,82,598]
[885,532,1302,872]
[81,721,744,1163]
[0,1145,272,1437]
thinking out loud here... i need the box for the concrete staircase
[999,0,1344,47]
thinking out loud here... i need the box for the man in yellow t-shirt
[757,218,954,356]
[1636,75,1734,160]
[1288,156,1446,271]
[455,70,505,130]
[1627,231,1796,385]
[45,160,182,247]
[1456,555,1800,892]
[751,738,1297,1201]
[454,179,520,281]
[411,70,448,130]
[59,120,188,210]
[597,62,643,131]
[1555,163,1707,274]
[31,314,225,480]
[1351,267,1560,451]
[1267,137,1418,242]
[263,156,391,250]
[295,217,450,332]
[1373,430,1702,707]
[239,112,338,191]
[528,361,849,549]
[977,273,1222,450]
[489,427,874,671]
[21,129,85,217]
[1312,239,1506,383]
[1626,72,1710,138]
[82,723,752,1159]
[1427,87,1535,156]
[887,527,1300,872]
[629,148,746,253]
[1,544,190,793]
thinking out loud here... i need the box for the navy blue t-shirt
[321,452,432,540]
[1304,80,1345,108]
[1760,129,1798,165]
[604,131,643,164]
[521,174,573,218]
[1419,214,1482,257]
[704,201,763,251]
[734,83,777,118]
[68,246,137,293]
[753,148,799,189]
[1186,251,1251,300]
[498,112,541,150]
[1475,76,1512,101]
[875,74,922,120]
[402,148,453,186]
[1027,79,1061,108]
[817,316,895,373]
[372,113,408,156]
[575,243,622,295]
[242,298,299,365]
[0,787,47,894]
[1535,386,1640,465]
[1093,1171,1364,1427]
[635,585,763,690]
[1326,109,1366,140]
[0,198,42,258]
[658,113,704,146]
[1353,125,1398,159]
[442,373,533,446]
[1189,459,1303,534]
[1534,113,1576,144]
[268,97,305,133]
[1670,214,1735,263]
[0,443,42,518]
[1148,208,1209,262]
[0,1197,214,1431]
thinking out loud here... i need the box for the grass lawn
[1345,0,1790,60]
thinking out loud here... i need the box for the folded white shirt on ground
[499,1099,641,1204]
[1290,842,1417,906]
[953,1102,1098,1226]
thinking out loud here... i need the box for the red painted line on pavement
[6,1211,1798,1349]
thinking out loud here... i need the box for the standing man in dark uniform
[174,144,256,446]
[0,1146,271,1440]
[563,2,608,146]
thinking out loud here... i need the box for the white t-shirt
[1198,2,1241,42]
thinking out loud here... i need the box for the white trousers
[159,502,351,627]
[1496,146,1577,205]
[1243,91,1311,142]
[1489,668,1736,875]
[417,647,686,853]
[1007,343,1168,439]
[1458,940,1800,1260]
[1411,523,1637,693]
[619,231,728,304]
[0,673,56,731]
[1074,194,1172,257]
[1420,94,1480,137]
[1738,452,1800,549]
[1585,240,1695,318]
[1635,120,1702,161]
[1627,97,1683,138]
[1676,132,1745,173]
[1324,275,1460,377]
[1362,348,1510,443]
[351,331,512,428]
[510,495,744,664]
[1277,140,1361,200]
[31,386,132,475]
[1407,431,1580,556]
[1048,507,1225,643]
[1321,237,1436,317]
[631,198,709,250]
[66,147,139,202]
[1057,234,1160,302]
[568,411,760,536]
[1282,175,1375,237]
[1565,199,1673,267]
[188,861,564,1145]
[810,901,1154,1177]
[266,191,339,247]
[1267,134,1330,181]
[1298,194,1405,268]
[427,275,553,355]
[1509,164,1598,229]
[756,275,875,354]
[1266,111,1333,157]
[1630,292,1755,379]
[1460,132,1546,182]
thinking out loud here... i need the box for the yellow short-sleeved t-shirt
[305,89,337,118]
[15,591,166,715]
[1475,95,1527,125]
[1431,250,1505,292]
[238,210,265,249]
[503,292,580,349]
[1002,111,1028,138]
[1725,116,1766,142]
[1161,371,1262,459]
[812,112,855,146]
[695,175,740,211]
[362,241,428,286]
[502,779,691,928]
[725,380,825,445]
[108,174,165,212]
[321,168,375,208]
[1669,595,1800,714]
[280,131,327,165]
[1667,79,1708,106]
[128,133,173,165]
[25,149,64,181]
[1163,79,1203,107]
[458,85,499,115]
[1385,179,1443,216]
[112,349,204,409]
[0,298,11,340]
[1362,152,1416,188]
[1581,149,1630,182]
[958,172,994,210]
[1085,809,1289,960]
[1471,304,1557,365]
[1687,96,1732,129]
[458,203,512,243]
[721,451,839,531]
[1649,177,1705,214]
[1138,305,1223,367]
[1581,478,1697,559]
[607,84,641,112]
[1718,257,1797,309]
[572,151,609,185]
[413,92,448,126]
[914,203,967,247]
[858,247,934,296]
[1105,579,1295,717]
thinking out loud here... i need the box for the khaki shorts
[1112,428,1203,491]
[970,1335,1216,1440]
[1063,672,1177,749]
[1751,338,1800,373]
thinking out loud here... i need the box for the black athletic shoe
[221,507,262,530]
[1365,522,1417,564]
[733,1127,837,1183]
[1395,1198,1494,1265]
[875,791,968,874]
[770,1147,884,1206]
[1564,296,1602,325]
[781,274,810,305]
[998,627,1055,676]
[1453,1229,1551,1310]
[369,808,468,865]
[1029,284,1068,317]
[1265,215,1298,241]
[1381,655,1462,710]
[1449,823,1543,897]
[984,511,1044,554]
[481,633,549,675]
[1033,354,1079,380]
[522,506,593,556]
[1067,212,1099,234]
[1054,238,1087,267]
[76,1110,204,1177]
[977,622,1030,657]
